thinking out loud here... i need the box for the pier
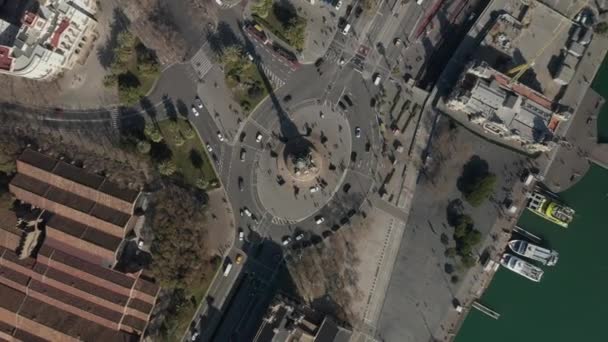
[513,225,542,243]
[472,301,500,320]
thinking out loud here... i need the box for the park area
[221,46,268,112]
[103,31,161,105]
[141,119,219,189]
[252,0,306,51]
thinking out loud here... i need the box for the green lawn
[157,119,218,188]
[161,264,220,341]
[252,4,306,51]
[223,55,268,113]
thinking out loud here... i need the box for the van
[223,262,233,277]
[342,24,351,35]
[373,74,381,86]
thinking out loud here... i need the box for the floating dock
[513,225,542,243]
[472,301,500,320]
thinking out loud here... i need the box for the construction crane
[506,62,534,75]
[509,0,590,84]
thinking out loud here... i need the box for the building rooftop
[474,0,576,100]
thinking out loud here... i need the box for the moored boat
[508,239,559,266]
[500,253,544,282]
[526,191,574,228]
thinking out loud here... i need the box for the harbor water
[455,164,608,342]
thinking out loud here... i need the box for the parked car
[295,233,305,241]
[282,236,292,246]
[346,4,353,16]
[240,148,246,162]
[343,95,353,106]
[335,0,342,10]
[243,207,252,217]
[206,143,213,152]
[256,132,263,142]
[238,176,244,191]
[235,254,244,264]
[355,127,361,138]
[315,216,325,225]
[310,186,320,193]
[355,6,363,18]
[191,105,200,117]
[338,101,347,110]
[239,229,244,241]
[217,131,224,141]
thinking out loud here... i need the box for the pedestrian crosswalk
[271,216,299,225]
[190,47,214,80]
[256,61,285,88]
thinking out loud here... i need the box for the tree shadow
[189,149,204,168]
[206,21,243,58]
[176,99,189,118]
[97,7,130,69]
[446,198,464,227]
[456,155,489,193]
[274,0,298,26]
[149,141,173,162]
[140,97,158,122]
[162,95,178,120]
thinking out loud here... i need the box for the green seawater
[592,53,608,142]
[455,164,608,342]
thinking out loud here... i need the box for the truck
[223,262,233,277]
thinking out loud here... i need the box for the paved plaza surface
[376,116,528,342]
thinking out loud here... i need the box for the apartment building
[0,0,97,79]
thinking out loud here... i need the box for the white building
[0,0,97,80]
[446,63,569,153]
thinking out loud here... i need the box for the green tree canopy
[149,185,211,288]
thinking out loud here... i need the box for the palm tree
[158,160,177,176]
[252,0,273,18]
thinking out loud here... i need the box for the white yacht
[500,253,544,282]
[508,240,559,266]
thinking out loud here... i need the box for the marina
[456,164,608,342]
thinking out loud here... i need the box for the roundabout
[255,102,352,223]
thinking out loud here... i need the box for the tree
[144,123,163,143]
[445,247,457,258]
[284,18,306,51]
[461,254,477,268]
[149,184,212,288]
[158,160,177,176]
[182,124,196,139]
[463,174,497,207]
[222,45,243,67]
[137,140,151,154]
[454,215,473,239]
[195,178,209,190]
[173,134,185,147]
[252,0,273,18]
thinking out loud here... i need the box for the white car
[243,207,252,217]
[339,57,346,65]
[239,230,244,241]
[137,239,144,249]
[355,127,361,138]
[206,143,213,152]
[191,331,199,341]
[282,237,292,246]
[315,216,325,225]
[256,132,263,142]
[191,105,199,117]
[247,53,254,61]
[373,74,382,86]
[295,233,304,241]
[335,0,342,10]
[310,186,319,193]
[217,131,224,141]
